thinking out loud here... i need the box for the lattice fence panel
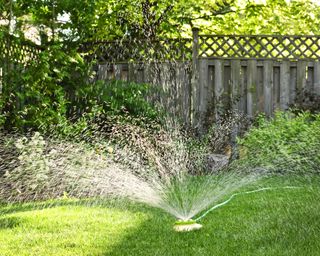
[0,37,42,66]
[80,38,193,63]
[0,35,42,96]
[199,35,320,59]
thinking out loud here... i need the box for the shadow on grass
[0,216,22,229]
[104,185,320,256]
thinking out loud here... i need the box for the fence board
[314,61,320,95]
[273,66,280,110]
[247,60,257,117]
[160,63,171,113]
[306,66,314,91]
[239,65,247,114]
[97,64,110,80]
[128,63,135,81]
[263,61,273,115]
[178,63,191,123]
[280,61,290,110]
[114,64,122,80]
[144,63,152,84]
[230,60,241,111]
[257,66,264,112]
[223,65,231,111]
[289,67,297,104]
[214,59,224,119]
[207,65,215,123]
[297,60,307,91]
[199,59,209,128]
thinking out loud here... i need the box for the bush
[0,44,92,132]
[0,132,117,202]
[237,111,320,173]
[289,90,320,114]
[68,79,163,122]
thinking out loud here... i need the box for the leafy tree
[208,0,320,35]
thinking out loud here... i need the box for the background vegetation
[238,111,320,174]
[1,0,320,132]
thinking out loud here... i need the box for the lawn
[1,175,320,256]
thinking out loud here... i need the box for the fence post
[191,27,200,127]
[314,61,320,96]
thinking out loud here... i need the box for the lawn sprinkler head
[173,219,202,232]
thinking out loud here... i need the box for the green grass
[1,175,320,256]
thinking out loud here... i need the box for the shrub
[68,79,163,121]
[0,132,117,202]
[0,44,92,132]
[289,90,320,114]
[237,111,320,173]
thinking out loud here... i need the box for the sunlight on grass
[0,203,148,256]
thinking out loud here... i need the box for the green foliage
[70,80,162,121]
[238,111,320,173]
[0,34,96,133]
[3,0,320,42]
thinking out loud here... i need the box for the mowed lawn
[1,175,320,256]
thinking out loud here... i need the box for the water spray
[173,186,301,232]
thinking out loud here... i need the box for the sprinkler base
[174,223,202,232]
[173,219,202,232]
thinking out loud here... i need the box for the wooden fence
[194,31,320,127]
[96,61,192,124]
[2,32,320,128]
[196,59,320,120]
[91,30,320,127]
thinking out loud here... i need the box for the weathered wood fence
[194,32,320,127]
[196,58,320,119]
[96,61,192,124]
[91,30,320,127]
[2,32,320,128]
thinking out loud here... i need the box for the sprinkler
[173,219,202,232]
[172,186,301,232]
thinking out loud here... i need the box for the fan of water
[0,34,265,231]
[0,125,265,228]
